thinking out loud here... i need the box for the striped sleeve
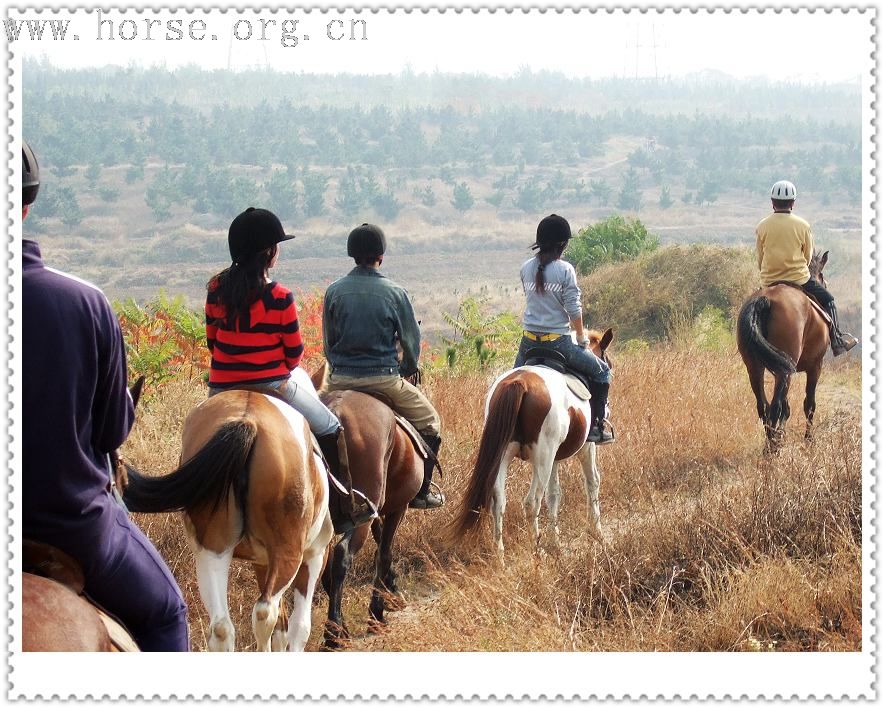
[279,289,304,369]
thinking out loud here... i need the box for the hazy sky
[10,7,871,82]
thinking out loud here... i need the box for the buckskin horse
[737,250,833,450]
[309,363,426,650]
[449,329,613,557]
[123,367,333,651]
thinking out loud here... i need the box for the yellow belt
[523,330,560,342]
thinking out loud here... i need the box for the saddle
[522,348,593,400]
[22,539,140,652]
[767,281,832,325]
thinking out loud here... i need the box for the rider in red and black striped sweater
[205,207,376,535]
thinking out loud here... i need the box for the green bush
[580,244,757,343]
[434,296,522,374]
[567,215,659,275]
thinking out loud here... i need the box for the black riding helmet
[227,207,294,263]
[22,140,39,206]
[347,223,386,259]
[532,213,572,250]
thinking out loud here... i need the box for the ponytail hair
[533,241,567,294]
[208,245,278,328]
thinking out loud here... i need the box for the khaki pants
[325,372,441,436]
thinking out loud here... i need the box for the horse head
[587,327,615,368]
[809,250,829,289]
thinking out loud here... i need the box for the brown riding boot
[317,429,377,534]
[825,302,858,356]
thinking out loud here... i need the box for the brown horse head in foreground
[737,250,832,450]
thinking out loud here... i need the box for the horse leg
[252,564,290,651]
[544,462,562,548]
[523,441,555,551]
[746,359,769,427]
[252,554,301,652]
[369,509,406,625]
[578,442,603,540]
[489,442,518,558]
[192,544,236,652]
[323,523,370,650]
[804,364,821,440]
[767,373,792,451]
[285,548,326,652]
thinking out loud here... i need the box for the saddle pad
[808,298,832,324]
[393,415,443,475]
[95,608,140,652]
[564,374,591,401]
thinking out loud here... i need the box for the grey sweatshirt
[519,257,582,335]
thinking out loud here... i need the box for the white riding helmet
[770,180,797,201]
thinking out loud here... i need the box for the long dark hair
[208,245,277,328]
[534,242,567,294]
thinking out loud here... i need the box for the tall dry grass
[122,344,862,652]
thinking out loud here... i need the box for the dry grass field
[122,343,862,652]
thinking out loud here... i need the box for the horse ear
[599,327,614,351]
[130,376,145,409]
[820,251,829,271]
[309,359,328,392]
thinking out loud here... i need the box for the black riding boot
[409,434,444,509]
[317,429,377,535]
[825,301,858,356]
[586,382,615,445]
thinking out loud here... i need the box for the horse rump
[123,419,258,515]
[737,294,797,378]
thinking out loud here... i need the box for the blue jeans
[514,334,612,385]
[209,372,340,437]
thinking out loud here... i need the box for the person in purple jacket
[21,140,189,651]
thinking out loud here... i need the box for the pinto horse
[309,364,424,649]
[737,251,832,449]
[123,367,333,651]
[450,329,613,556]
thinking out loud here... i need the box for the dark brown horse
[310,365,424,649]
[737,250,832,449]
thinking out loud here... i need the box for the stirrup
[332,490,378,535]
[587,420,616,445]
[832,333,858,356]
[408,481,445,509]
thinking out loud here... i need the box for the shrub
[580,244,757,342]
[435,296,522,374]
[567,214,659,275]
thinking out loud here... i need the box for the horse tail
[737,294,797,377]
[449,376,526,539]
[124,420,258,516]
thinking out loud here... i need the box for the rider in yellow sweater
[755,180,858,356]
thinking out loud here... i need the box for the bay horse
[309,364,425,650]
[737,250,832,449]
[449,329,613,557]
[123,367,333,651]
